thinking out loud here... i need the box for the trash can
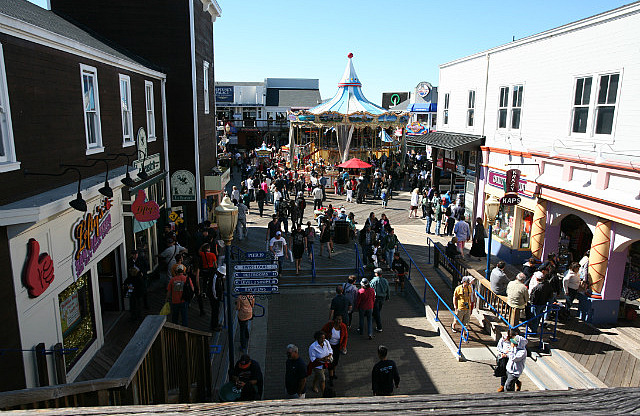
[333,220,349,244]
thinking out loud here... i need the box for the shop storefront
[483,169,537,265]
[8,189,127,386]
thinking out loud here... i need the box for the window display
[58,272,96,371]
[492,204,515,246]
[520,210,533,249]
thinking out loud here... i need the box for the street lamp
[215,196,238,371]
[485,195,501,278]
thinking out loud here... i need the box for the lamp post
[215,196,238,371]
[484,195,501,278]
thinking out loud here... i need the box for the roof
[265,88,321,108]
[406,131,485,151]
[389,98,410,111]
[0,0,163,76]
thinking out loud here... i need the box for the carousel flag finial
[348,52,353,59]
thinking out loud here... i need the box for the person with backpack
[290,224,307,275]
[342,276,358,328]
[529,272,554,333]
[165,264,194,327]
[391,252,409,295]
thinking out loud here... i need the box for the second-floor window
[203,61,210,114]
[145,81,156,141]
[572,76,592,134]
[0,43,17,168]
[595,73,619,135]
[119,75,133,145]
[443,93,449,125]
[467,90,475,127]
[498,87,509,129]
[81,64,103,152]
[511,85,523,129]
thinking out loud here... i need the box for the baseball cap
[175,265,186,274]
[276,231,281,236]
[374,268,383,275]
[238,354,251,369]
[361,278,369,286]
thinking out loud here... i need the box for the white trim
[203,61,210,115]
[144,80,156,142]
[118,74,134,146]
[0,161,20,173]
[200,0,222,20]
[80,64,103,151]
[0,42,17,166]
[85,146,105,156]
[0,14,166,80]
[189,0,202,221]
[161,79,171,209]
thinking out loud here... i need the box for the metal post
[225,243,234,371]
[427,238,431,264]
[485,224,493,278]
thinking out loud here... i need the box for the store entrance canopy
[406,132,484,151]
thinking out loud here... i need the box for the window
[203,61,210,114]
[145,81,156,141]
[0,43,18,169]
[119,75,133,145]
[80,64,103,152]
[498,87,509,129]
[491,204,515,246]
[443,93,449,125]
[520,209,533,249]
[572,77,592,133]
[595,73,619,135]
[511,85,523,129]
[467,90,475,127]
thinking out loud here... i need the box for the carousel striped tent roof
[308,53,388,116]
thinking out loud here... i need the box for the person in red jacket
[321,315,348,386]
[355,278,376,339]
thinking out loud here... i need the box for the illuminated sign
[72,198,113,278]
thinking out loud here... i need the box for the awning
[407,103,437,112]
[406,132,484,151]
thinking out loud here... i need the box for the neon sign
[72,197,113,278]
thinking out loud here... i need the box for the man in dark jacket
[372,345,400,396]
[529,274,554,333]
[231,354,263,401]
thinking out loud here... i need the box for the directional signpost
[233,253,279,295]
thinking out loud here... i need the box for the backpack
[182,274,194,302]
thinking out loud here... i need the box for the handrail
[310,242,317,282]
[473,289,512,327]
[428,237,467,288]
[397,241,469,356]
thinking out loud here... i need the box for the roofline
[201,0,222,20]
[0,12,166,79]
[440,1,640,68]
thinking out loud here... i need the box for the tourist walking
[469,217,486,260]
[329,285,352,322]
[165,264,193,327]
[305,221,315,262]
[321,315,349,386]
[409,188,420,218]
[231,354,263,400]
[290,224,306,275]
[356,278,376,339]
[391,252,409,295]
[453,217,471,256]
[312,185,323,210]
[370,268,390,333]
[236,294,255,353]
[269,231,288,273]
[452,276,475,333]
[342,275,358,328]
[285,344,307,399]
[371,345,400,396]
[319,218,332,259]
[308,331,333,394]
[496,329,526,392]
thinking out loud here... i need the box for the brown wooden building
[0,0,168,391]
[51,0,223,228]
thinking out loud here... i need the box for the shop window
[58,272,96,371]
[520,209,533,249]
[492,204,515,246]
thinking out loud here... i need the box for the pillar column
[589,219,612,294]
[530,200,547,260]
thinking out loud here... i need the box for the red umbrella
[337,158,372,169]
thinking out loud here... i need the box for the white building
[436,2,640,323]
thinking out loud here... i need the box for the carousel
[288,53,410,167]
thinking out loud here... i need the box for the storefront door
[559,214,593,273]
[97,251,122,332]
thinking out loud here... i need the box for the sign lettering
[487,170,531,198]
[72,198,113,278]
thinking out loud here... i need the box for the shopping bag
[159,302,171,315]
[289,249,294,262]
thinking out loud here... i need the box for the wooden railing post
[35,343,49,387]
[151,330,168,404]
[178,331,192,403]
[52,343,66,385]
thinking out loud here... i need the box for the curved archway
[558,214,593,267]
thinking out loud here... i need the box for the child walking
[381,187,388,209]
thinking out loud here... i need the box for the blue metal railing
[354,242,365,278]
[310,242,316,282]
[397,241,469,356]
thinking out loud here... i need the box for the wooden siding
[0,32,164,206]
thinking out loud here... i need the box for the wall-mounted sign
[72,197,113,279]
[23,238,54,297]
[133,153,161,177]
[215,86,234,103]
[437,157,456,171]
[132,190,160,222]
[416,82,432,98]
[487,170,532,199]
[59,290,81,336]
[406,122,429,136]
[171,170,197,201]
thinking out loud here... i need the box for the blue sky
[29,0,629,105]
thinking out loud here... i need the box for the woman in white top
[308,331,333,393]
[409,188,420,218]
[563,262,584,312]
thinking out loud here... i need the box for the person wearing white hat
[355,278,376,339]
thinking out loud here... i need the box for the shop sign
[23,238,55,298]
[133,153,161,177]
[443,158,456,172]
[436,158,443,169]
[416,82,432,98]
[59,290,81,336]
[487,170,531,198]
[171,170,197,201]
[405,122,429,136]
[72,197,113,279]
[500,195,522,206]
[215,86,234,103]
[132,190,160,222]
